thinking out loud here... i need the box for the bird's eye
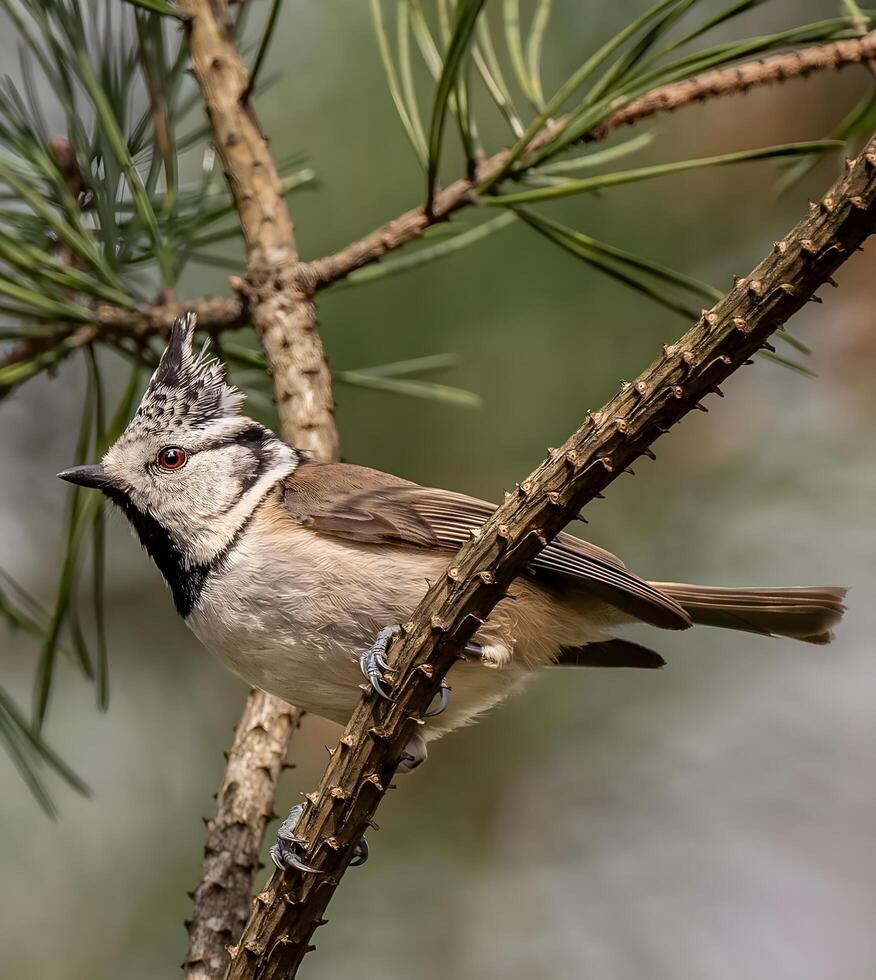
[157,446,188,471]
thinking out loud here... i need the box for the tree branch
[93,298,246,337]
[185,694,301,980]
[300,31,876,291]
[224,135,876,980]
[5,32,875,401]
[176,2,340,977]
[0,298,245,374]
[179,0,337,461]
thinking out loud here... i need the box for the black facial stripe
[235,423,268,449]
[104,488,209,617]
[193,424,267,455]
[191,426,276,506]
[244,432,273,486]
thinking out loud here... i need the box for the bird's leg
[270,802,369,871]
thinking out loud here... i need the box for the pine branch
[184,694,302,980]
[223,135,876,980]
[0,298,246,398]
[301,31,876,290]
[179,0,336,462]
[91,297,246,337]
[5,31,874,403]
[176,1,340,977]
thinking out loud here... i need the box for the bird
[59,313,846,870]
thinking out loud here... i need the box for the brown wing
[282,462,690,630]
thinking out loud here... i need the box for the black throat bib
[105,490,210,617]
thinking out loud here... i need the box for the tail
[650,583,848,645]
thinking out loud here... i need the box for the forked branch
[224,135,876,980]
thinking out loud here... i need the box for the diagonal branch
[300,31,876,291]
[223,136,876,980]
[175,2,339,978]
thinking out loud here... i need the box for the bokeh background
[1,2,874,978]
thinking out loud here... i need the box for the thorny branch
[175,25,873,980]
[222,137,876,980]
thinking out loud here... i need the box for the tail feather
[555,638,666,669]
[650,583,848,645]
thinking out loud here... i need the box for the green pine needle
[486,141,843,205]
[371,0,428,165]
[120,0,180,19]
[426,0,489,203]
[340,211,516,288]
[336,369,481,408]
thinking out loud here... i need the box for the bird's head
[58,314,300,604]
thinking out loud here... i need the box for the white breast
[185,500,555,737]
[186,506,440,723]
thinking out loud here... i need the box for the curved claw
[363,666,396,702]
[270,838,321,875]
[424,680,450,717]
[349,837,369,867]
[358,625,402,701]
[271,802,321,874]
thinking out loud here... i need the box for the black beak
[57,463,114,491]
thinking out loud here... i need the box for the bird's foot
[358,625,402,700]
[270,804,319,873]
[358,631,483,712]
[270,803,369,871]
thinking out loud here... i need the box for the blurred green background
[1,2,874,978]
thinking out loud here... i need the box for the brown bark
[178,0,338,462]
[184,694,300,980]
[94,298,247,337]
[0,298,245,380]
[300,31,876,291]
[224,137,876,980]
[177,1,339,977]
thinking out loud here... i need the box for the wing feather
[282,463,690,630]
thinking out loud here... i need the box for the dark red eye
[157,447,187,471]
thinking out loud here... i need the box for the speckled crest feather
[131,312,245,436]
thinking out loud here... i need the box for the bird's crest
[130,312,245,437]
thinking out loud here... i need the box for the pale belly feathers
[185,506,541,738]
